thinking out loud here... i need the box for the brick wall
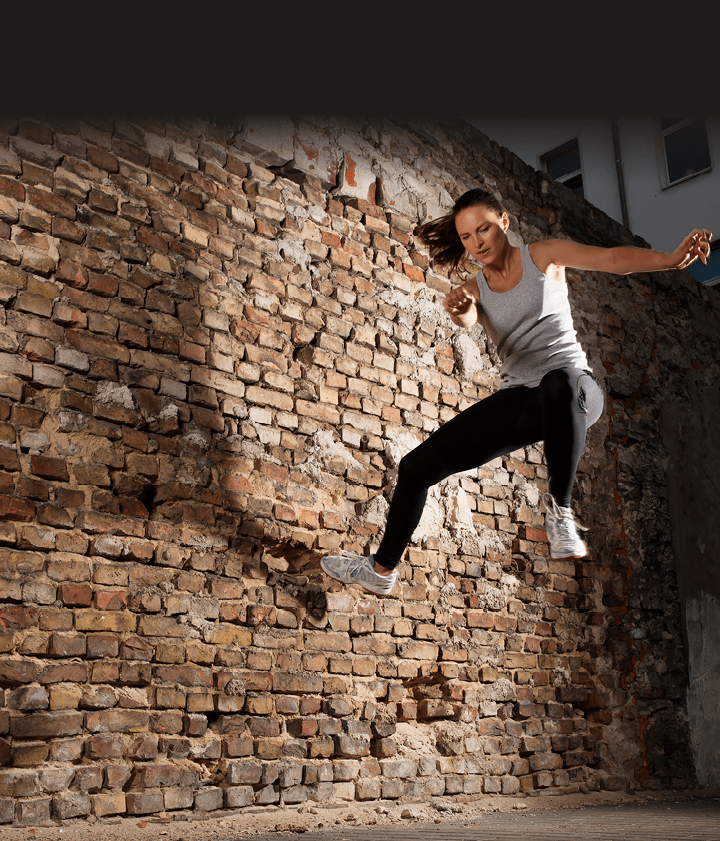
[0,115,713,825]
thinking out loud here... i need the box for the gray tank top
[475,244,589,389]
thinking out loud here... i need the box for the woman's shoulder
[527,239,551,269]
[527,240,566,282]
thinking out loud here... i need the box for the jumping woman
[321,188,712,596]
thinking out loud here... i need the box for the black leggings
[374,367,604,570]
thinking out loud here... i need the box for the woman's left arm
[532,228,713,276]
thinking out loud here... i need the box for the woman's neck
[483,244,522,292]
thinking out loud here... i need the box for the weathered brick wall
[0,115,713,826]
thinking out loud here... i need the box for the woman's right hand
[443,283,478,327]
[667,228,713,270]
[443,285,476,316]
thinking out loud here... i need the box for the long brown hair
[415,188,506,274]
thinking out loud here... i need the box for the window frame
[541,138,584,197]
[660,117,713,189]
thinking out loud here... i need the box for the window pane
[664,119,711,183]
[545,143,581,180]
[563,173,584,198]
[688,246,720,285]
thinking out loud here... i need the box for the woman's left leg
[539,368,604,559]
[538,368,604,507]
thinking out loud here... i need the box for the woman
[321,188,712,596]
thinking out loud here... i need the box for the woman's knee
[397,451,424,485]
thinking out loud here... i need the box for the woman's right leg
[374,386,544,570]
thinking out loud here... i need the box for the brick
[53,792,91,820]
[10,711,83,739]
[73,605,137,634]
[126,790,164,816]
[92,791,126,817]
[85,709,150,733]
[30,455,69,482]
[163,787,194,811]
[75,511,145,537]
[85,734,124,760]
[50,632,86,658]
[39,662,89,684]
[15,797,52,825]
[39,767,75,792]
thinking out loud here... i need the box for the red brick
[30,455,69,481]
[87,145,119,172]
[87,271,119,298]
[297,509,320,530]
[59,583,93,606]
[85,734,124,759]
[0,176,25,203]
[224,735,254,757]
[179,340,206,363]
[27,185,76,219]
[23,336,54,363]
[220,473,254,494]
[0,496,35,521]
[403,263,425,283]
[10,405,44,427]
[76,511,145,537]
[66,329,130,363]
[191,406,224,431]
[56,260,88,289]
[0,604,40,629]
[95,590,128,611]
[52,216,85,242]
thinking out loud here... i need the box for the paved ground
[234,794,720,841]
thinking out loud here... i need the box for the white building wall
[466,115,720,254]
[617,116,720,251]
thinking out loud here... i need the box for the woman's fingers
[697,230,712,264]
[677,229,712,267]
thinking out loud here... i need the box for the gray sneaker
[320,550,397,596]
[542,493,588,559]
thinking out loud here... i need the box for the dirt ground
[0,790,707,841]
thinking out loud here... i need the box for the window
[688,241,720,288]
[661,117,712,186]
[542,139,584,197]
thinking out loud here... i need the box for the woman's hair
[415,188,506,274]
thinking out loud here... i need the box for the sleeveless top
[475,244,589,389]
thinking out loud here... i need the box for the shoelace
[554,514,581,543]
[553,509,588,553]
[340,551,368,577]
[543,495,587,527]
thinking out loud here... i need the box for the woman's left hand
[668,228,713,269]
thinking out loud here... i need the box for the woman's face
[455,203,509,264]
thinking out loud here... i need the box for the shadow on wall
[660,381,720,788]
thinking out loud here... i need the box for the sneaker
[320,550,398,596]
[542,494,588,559]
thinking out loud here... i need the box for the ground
[0,790,703,841]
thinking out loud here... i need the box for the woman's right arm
[531,228,712,276]
[443,280,480,328]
